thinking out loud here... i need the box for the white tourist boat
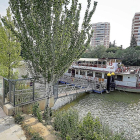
[64,58,140,93]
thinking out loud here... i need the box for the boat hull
[116,86,140,93]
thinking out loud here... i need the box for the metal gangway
[55,75,106,99]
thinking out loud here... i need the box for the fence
[3,77,59,107]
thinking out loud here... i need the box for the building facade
[131,12,140,46]
[91,22,110,48]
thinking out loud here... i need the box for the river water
[53,91,140,140]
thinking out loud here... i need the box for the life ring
[116,68,121,72]
[125,68,129,72]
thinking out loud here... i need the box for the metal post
[3,78,5,106]
[33,80,34,101]
[13,83,15,107]
[9,81,11,103]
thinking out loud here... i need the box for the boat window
[68,69,71,73]
[87,71,93,76]
[116,75,123,81]
[104,73,107,79]
[76,70,78,74]
[95,72,102,78]
[98,61,101,64]
[95,61,97,64]
[103,61,106,64]
[80,70,85,75]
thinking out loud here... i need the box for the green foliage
[0,7,21,79]
[135,46,140,50]
[21,74,29,79]
[82,45,106,58]
[122,47,140,66]
[1,0,98,85]
[32,103,42,122]
[106,47,119,53]
[130,34,137,47]
[54,109,126,140]
[79,112,101,139]
[82,44,140,66]
[53,108,79,139]
[30,133,44,140]
[14,114,24,124]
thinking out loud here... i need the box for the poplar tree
[1,0,98,97]
[0,7,21,79]
[130,34,137,48]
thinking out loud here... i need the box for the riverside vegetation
[53,109,126,140]
[13,103,126,140]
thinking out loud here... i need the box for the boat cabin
[65,58,140,89]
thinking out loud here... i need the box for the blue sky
[0,0,140,48]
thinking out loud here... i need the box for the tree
[1,0,98,99]
[130,34,137,48]
[106,47,119,53]
[0,7,21,79]
[122,47,139,66]
[135,46,140,50]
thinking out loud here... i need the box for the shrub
[53,108,79,140]
[14,114,24,124]
[31,133,44,140]
[32,103,42,122]
[54,109,126,140]
[79,112,102,140]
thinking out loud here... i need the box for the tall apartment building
[91,22,110,48]
[131,12,140,46]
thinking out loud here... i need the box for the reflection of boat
[64,58,140,93]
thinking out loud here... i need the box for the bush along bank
[53,108,126,140]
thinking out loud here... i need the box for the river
[53,91,140,140]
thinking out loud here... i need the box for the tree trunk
[45,81,54,109]
[8,53,11,79]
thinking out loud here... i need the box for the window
[76,70,78,74]
[80,70,85,75]
[87,71,93,76]
[95,72,102,78]
[68,69,71,73]
[115,75,123,81]
[104,73,107,79]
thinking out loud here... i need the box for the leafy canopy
[0,7,21,79]
[1,0,98,84]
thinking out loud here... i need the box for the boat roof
[78,58,99,61]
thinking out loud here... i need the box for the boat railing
[115,66,140,74]
[129,66,140,69]
[75,63,106,68]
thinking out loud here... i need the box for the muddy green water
[54,91,140,140]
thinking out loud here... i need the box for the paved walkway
[0,107,26,140]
